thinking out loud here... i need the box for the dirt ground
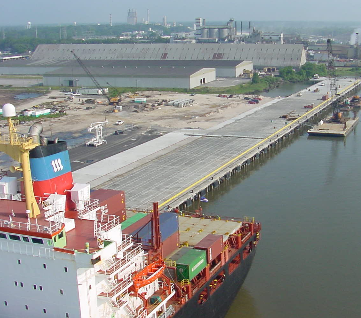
[0,89,273,138]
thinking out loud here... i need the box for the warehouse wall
[0,66,59,75]
[190,69,216,88]
[44,76,192,89]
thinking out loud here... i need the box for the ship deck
[126,210,243,247]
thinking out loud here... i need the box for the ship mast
[0,103,40,218]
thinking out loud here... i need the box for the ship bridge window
[32,238,43,244]
[9,235,20,241]
[0,233,7,239]
[58,231,64,239]
[23,237,29,242]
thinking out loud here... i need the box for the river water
[191,83,361,318]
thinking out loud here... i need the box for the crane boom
[70,51,110,102]
[327,39,337,96]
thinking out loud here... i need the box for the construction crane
[70,51,121,105]
[327,39,343,122]
[327,39,337,97]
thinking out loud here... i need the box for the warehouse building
[31,43,306,69]
[43,66,216,89]
[0,43,305,88]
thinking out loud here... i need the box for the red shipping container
[91,189,126,221]
[194,234,223,263]
[162,230,179,259]
[122,214,152,235]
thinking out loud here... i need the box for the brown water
[191,90,361,317]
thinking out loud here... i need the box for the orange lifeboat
[132,259,166,292]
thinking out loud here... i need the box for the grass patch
[0,113,66,122]
[108,76,282,96]
[0,75,43,79]
[335,67,361,77]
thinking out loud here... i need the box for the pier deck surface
[73,78,360,209]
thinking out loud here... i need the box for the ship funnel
[28,122,43,144]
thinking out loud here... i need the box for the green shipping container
[121,213,147,230]
[176,249,207,281]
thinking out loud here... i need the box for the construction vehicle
[86,121,108,147]
[71,51,121,106]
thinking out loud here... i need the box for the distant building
[261,33,283,44]
[127,9,137,25]
[195,18,236,43]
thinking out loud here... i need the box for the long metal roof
[31,43,306,68]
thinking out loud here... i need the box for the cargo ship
[0,103,261,318]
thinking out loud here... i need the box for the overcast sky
[1,0,361,26]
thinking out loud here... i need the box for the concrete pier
[73,78,361,210]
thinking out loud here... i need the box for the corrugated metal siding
[31,43,305,68]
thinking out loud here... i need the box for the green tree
[252,72,260,84]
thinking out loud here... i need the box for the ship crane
[86,120,108,147]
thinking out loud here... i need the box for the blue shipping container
[131,212,178,243]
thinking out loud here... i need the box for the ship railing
[126,207,153,214]
[124,304,137,318]
[178,210,244,222]
[157,305,175,318]
[77,199,100,218]
[147,291,176,318]
[164,259,176,267]
[0,217,62,235]
[180,279,190,287]
[94,214,121,239]
[117,234,134,252]
[100,276,133,298]
[241,232,252,244]
[0,240,55,259]
[103,244,143,275]
[0,134,34,147]
[137,309,147,318]
[109,298,127,309]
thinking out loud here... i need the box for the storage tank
[201,28,209,38]
[209,28,218,39]
[219,28,228,40]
